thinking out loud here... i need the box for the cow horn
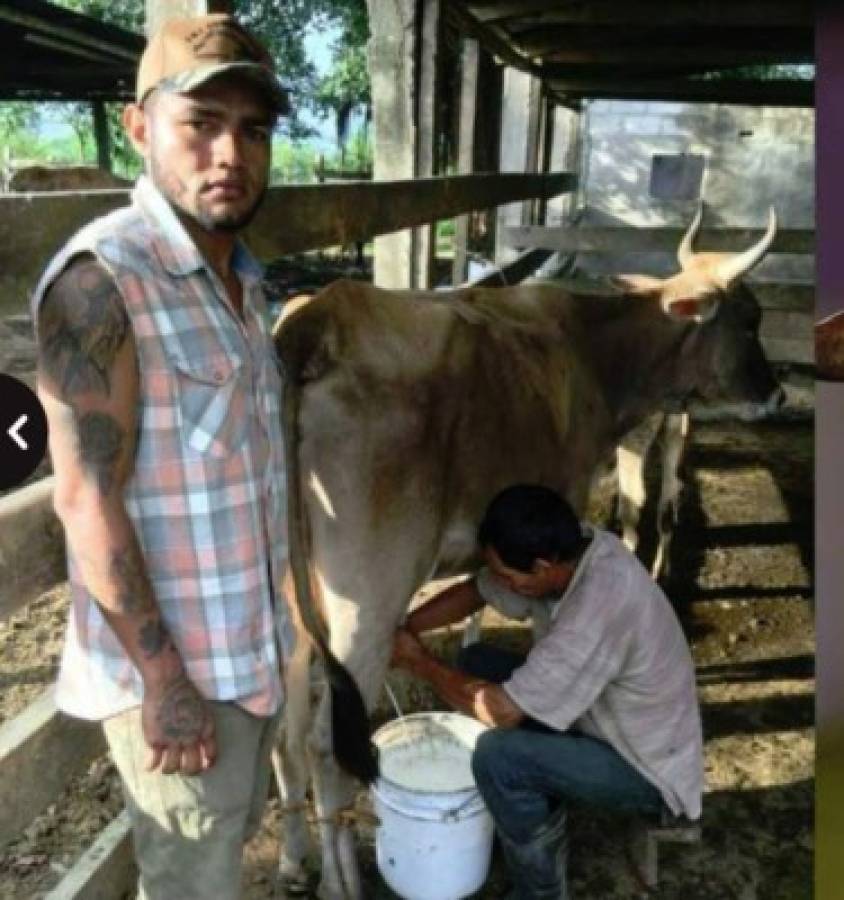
[677,204,704,269]
[714,207,778,286]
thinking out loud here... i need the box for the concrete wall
[578,100,815,282]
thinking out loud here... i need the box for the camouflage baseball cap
[137,14,290,114]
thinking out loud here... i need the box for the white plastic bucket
[371,712,494,900]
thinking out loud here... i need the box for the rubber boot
[498,807,569,900]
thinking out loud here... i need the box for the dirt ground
[0,410,814,899]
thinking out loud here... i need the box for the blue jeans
[458,642,665,845]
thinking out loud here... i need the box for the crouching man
[390,484,703,899]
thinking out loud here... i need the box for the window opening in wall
[649,153,705,201]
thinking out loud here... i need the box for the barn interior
[0,2,815,898]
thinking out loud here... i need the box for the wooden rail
[44,811,135,900]
[0,687,105,848]
[0,476,64,622]
[0,172,576,316]
[502,225,815,255]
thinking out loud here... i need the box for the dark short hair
[477,484,585,572]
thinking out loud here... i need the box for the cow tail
[281,372,379,786]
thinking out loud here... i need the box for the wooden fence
[0,170,576,897]
[0,168,815,894]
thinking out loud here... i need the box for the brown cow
[272,208,781,899]
[7,165,131,192]
[816,310,844,381]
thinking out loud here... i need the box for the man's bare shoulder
[36,253,131,399]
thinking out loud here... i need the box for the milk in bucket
[371,712,494,900]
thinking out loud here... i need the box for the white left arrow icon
[8,414,28,450]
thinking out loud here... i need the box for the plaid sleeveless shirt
[33,176,292,720]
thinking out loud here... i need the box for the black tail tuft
[324,653,379,784]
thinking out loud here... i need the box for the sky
[300,23,340,151]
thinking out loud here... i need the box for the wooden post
[524,77,543,224]
[495,68,543,266]
[366,0,417,288]
[546,105,582,227]
[91,101,111,173]
[452,39,479,285]
[472,49,503,262]
[537,95,555,225]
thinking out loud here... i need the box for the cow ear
[610,273,663,295]
[664,296,719,323]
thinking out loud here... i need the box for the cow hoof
[276,865,316,897]
[276,873,313,897]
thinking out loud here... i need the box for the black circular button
[0,374,48,491]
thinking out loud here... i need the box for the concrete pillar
[367,0,444,289]
[452,39,479,285]
[367,0,417,288]
[495,68,542,266]
[414,0,442,289]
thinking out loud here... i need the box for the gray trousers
[103,701,280,900]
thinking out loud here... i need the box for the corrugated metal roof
[0,0,142,101]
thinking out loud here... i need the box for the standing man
[391,485,703,899]
[33,15,291,899]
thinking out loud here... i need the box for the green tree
[0,103,41,149]
[311,0,371,154]
[16,1,373,167]
[0,103,43,171]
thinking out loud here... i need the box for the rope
[278,801,381,829]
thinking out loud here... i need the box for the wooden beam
[512,26,812,59]
[464,0,811,28]
[245,174,576,258]
[546,78,814,107]
[0,477,65,623]
[545,105,581,227]
[761,309,812,344]
[540,46,812,70]
[453,39,480,285]
[91,101,111,173]
[444,4,538,76]
[0,687,106,847]
[44,811,135,900]
[0,176,576,316]
[752,282,814,313]
[0,67,134,102]
[502,225,815,256]
[495,69,544,266]
[761,336,813,367]
[470,48,505,259]
[0,6,139,61]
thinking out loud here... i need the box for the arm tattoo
[156,679,205,741]
[78,411,124,495]
[37,257,129,399]
[138,619,171,659]
[110,548,155,615]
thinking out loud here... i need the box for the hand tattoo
[156,679,205,742]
